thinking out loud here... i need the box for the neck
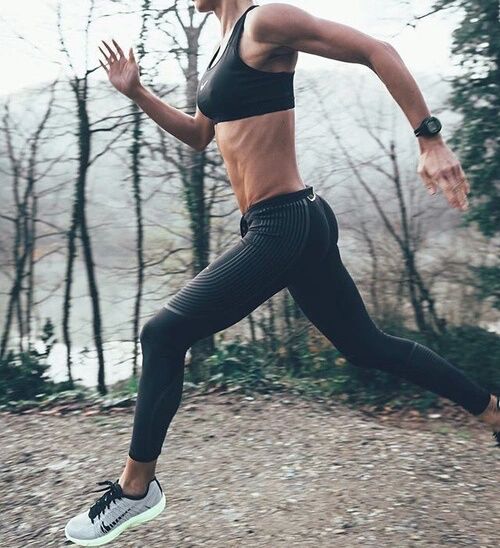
[214,1,254,38]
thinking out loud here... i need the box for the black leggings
[128,186,491,462]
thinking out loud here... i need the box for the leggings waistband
[242,185,316,218]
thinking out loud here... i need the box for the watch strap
[414,115,441,137]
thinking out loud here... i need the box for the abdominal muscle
[215,108,306,215]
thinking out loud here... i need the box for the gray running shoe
[64,477,165,546]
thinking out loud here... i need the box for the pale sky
[1,0,462,96]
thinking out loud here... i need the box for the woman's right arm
[129,85,215,152]
[98,39,214,152]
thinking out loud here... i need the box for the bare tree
[57,0,130,393]
[0,82,58,359]
[314,87,447,341]
[128,0,153,377]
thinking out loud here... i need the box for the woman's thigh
[287,243,383,360]
[286,196,395,363]
[163,228,307,347]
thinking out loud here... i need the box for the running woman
[65,1,500,545]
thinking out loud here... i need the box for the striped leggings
[128,185,491,462]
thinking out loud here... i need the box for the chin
[192,0,218,13]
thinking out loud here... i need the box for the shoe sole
[64,493,166,546]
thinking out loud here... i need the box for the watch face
[426,117,441,134]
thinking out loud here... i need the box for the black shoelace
[88,480,123,523]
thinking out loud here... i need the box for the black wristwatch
[414,115,442,137]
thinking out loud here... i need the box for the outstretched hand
[417,141,470,211]
[98,39,142,99]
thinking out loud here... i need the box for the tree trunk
[74,79,106,395]
[130,0,150,377]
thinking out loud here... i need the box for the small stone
[47,459,71,471]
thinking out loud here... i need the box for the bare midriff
[215,107,306,215]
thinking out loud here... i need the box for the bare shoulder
[247,2,317,48]
[247,1,384,65]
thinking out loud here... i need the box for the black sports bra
[197,4,295,124]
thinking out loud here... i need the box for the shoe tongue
[114,480,124,497]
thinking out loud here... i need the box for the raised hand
[98,39,142,99]
[417,141,470,211]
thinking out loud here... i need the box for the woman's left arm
[250,3,469,211]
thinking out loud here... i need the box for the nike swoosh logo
[100,507,133,533]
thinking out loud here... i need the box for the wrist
[418,133,444,152]
[414,115,443,151]
[127,84,147,102]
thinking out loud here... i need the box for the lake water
[31,339,189,389]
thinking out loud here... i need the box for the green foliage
[0,318,64,405]
[469,264,500,309]
[434,324,500,389]
[110,374,139,397]
[432,0,499,304]
[0,348,57,405]
[202,336,281,391]
[432,0,499,237]
[199,323,499,411]
[40,317,57,355]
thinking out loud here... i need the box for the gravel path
[1,391,498,547]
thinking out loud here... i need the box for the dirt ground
[1,390,498,547]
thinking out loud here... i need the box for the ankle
[477,394,499,427]
[118,455,157,496]
[118,476,153,497]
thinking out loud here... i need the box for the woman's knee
[139,307,190,361]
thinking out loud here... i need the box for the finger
[101,39,117,62]
[452,185,468,211]
[417,155,435,195]
[98,45,110,63]
[129,46,136,63]
[451,164,470,195]
[454,189,468,211]
[112,38,124,59]
[450,176,469,204]
[458,168,470,194]
[426,182,437,196]
[465,178,470,194]
[99,59,109,74]
[440,173,461,209]
[420,170,437,195]
[453,163,471,194]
